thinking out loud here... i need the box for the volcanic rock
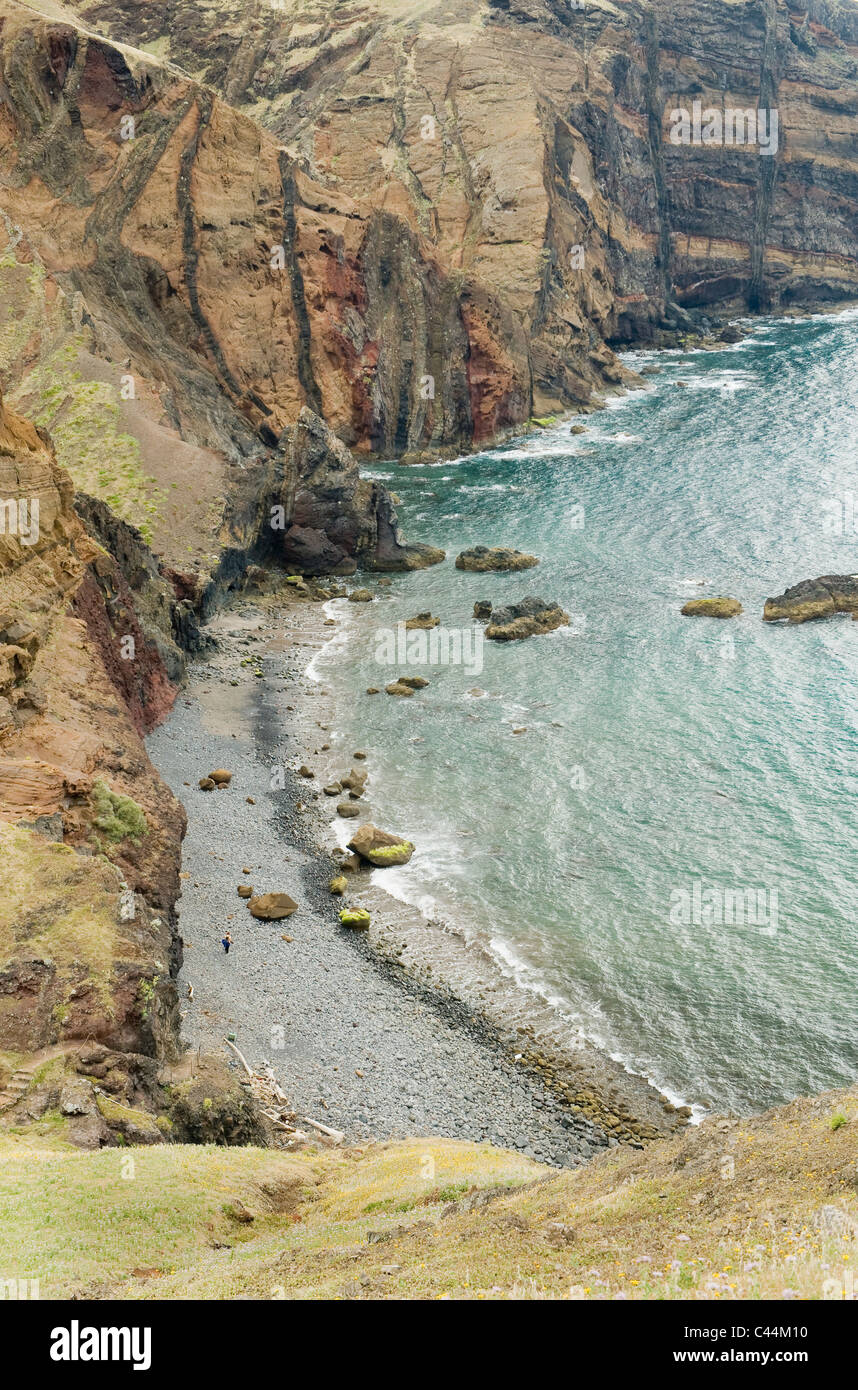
[347,824,415,867]
[681,597,743,618]
[248,893,299,920]
[763,576,858,624]
[456,547,539,573]
[485,598,570,641]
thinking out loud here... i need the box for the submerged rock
[485,597,570,642]
[348,824,415,867]
[763,575,858,624]
[336,802,362,818]
[456,546,539,572]
[681,597,743,618]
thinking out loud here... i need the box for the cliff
[0,383,187,1059]
[48,0,858,444]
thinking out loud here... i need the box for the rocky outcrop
[485,597,570,641]
[280,410,445,574]
[763,575,858,623]
[681,597,743,618]
[456,547,539,573]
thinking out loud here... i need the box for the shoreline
[147,587,688,1163]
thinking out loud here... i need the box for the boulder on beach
[348,823,415,867]
[298,765,314,778]
[237,885,253,898]
[341,767,367,793]
[329,876,347,896]
[323,782,342,796]
[209,769,233,785]
[248,892,298,920]
[763,575,858,624]
[455,546,539,572]
[473,600,493,621]
[680,597,743,619]
[337,801,362,818]
[485,597,570,641]
[339,908,371,929]
[405,612,440,629]
[198,777,216,791]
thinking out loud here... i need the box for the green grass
[91,781,148,846]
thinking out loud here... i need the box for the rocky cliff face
[1,0,855,572]
[0,384,185,1058]
[55,0,858,403]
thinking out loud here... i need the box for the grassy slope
[2,1081,857,1300]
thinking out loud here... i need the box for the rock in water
[763,575,858,624]
[474,601,493,621]
[347,824,415,867]
[485,597,570,641]
[337,802,362,818]
[385,680,414,697]
[455,546,539,572]
[348,589,373,603]
[398,676,429,689]
[339,908,371,929]
[248,893,299,920]
[405,612,440,629]
[341,767,368,793]
[681,597,743,618]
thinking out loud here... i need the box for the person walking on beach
[221,931,233,955]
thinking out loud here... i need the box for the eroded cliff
[0,384,184,1060]
[51,0,858,416]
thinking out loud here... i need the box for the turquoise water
[319,311,858,1114]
